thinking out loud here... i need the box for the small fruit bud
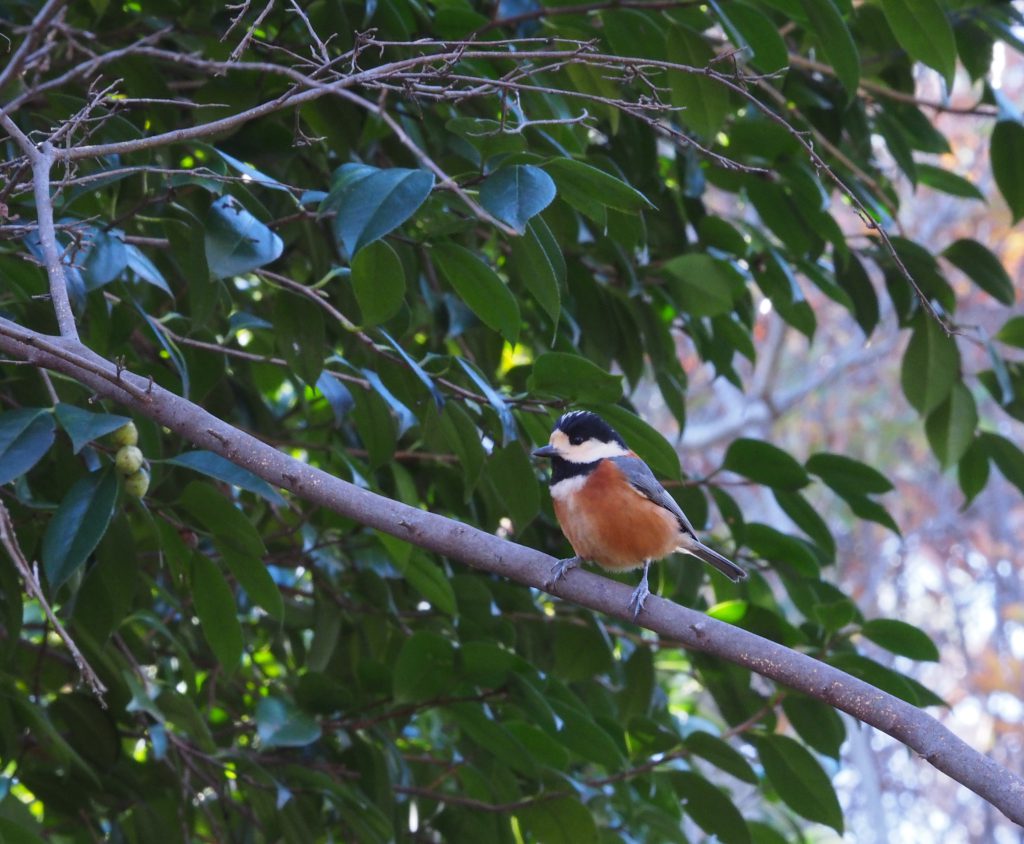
[116,445,144,476]
[111,421,139,447]
[124,469,150,499]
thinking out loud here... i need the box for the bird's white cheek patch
[550,475,587,500]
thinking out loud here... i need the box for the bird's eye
[569,434,584,446]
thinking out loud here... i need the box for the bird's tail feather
[682,541,746,582]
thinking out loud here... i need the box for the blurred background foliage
[1,0,1023,840]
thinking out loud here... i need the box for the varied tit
[533,410,746,618]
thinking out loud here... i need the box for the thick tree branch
[0,317,1021,828]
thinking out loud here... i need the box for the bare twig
[0,502,107,702]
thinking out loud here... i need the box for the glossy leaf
[433,242,520,342]
[54,404,130,455]
[204,195,284,279]
[327,164,435,255]
[393,631,456,702]
[881,0,956,87]
[991,120,1024,223]
[916,163,985,200]
[667,24,732,139]
[42,468,118,590]
[510,218,563,326]
[799,0,859,94]
[924,383,978,468]
[0,408,56,484]
[862,618,940,661]
[755,734,843,832]
[900,315,960,415]
[942,238,1015,305]
[545,158,653,215]
[995,316,1024,348]
[256,698,322,748]
[723,438,810,490]
[479,165,556,234]
[351,239,406,325]
[528,352,623,403]
[190,553,244,674]
[664,253,742,317]
[164,450,286,504]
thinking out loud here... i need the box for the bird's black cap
[555,410,627,447]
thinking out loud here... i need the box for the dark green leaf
[720,2,788,73]
[773,490,836,560]
[664,253,743,317]
[351,239,406,325]
[881,0,956,88]
[799,0,860,94]
[900,315,960,415]
[995,316,1024,347]
[991,120,1024,223]
[924,382,977,468]
[517,797,598,844]
[916,163,985,201]
[781,696,846,759]
[54,404,130,455]
[958,436,989,506]
[42,468,118,590]
[82,225,127,288]
[204,195,283,279]
[327,164,434,255]
[667,25,731,139]
[528,352,623,403]
[861,618,940,661]
[744,523,819,576]
[684,731,757,783]
[510,218,563,325]
[256,698,321,748]
[393,632,456,703]
[582,403,681,480]
[754,734,843,832]
[671,771,751,844]
[275,292,325,386]
[545,158,653,218]
[942,239,1015,305]
[836,252,880,337]
[806,452,893,495]
[164,450,286,504]
[979,432,1024,498]
[450,701,539,775]
[0,408,56,484]
[487,442,541,527]
[723,438,810,490]
[433,242,520,342]
[479,165,556,234]
[190,553,244,674]
[180,482,266,560]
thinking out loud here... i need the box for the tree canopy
[1,0,1024,840]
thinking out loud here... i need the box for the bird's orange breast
[551,460,682,571]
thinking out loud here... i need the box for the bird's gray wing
[610,455,697,538]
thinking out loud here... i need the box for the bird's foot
[627,561,652,620]
[545,555,582,588]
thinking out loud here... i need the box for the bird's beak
[532,444,559,459]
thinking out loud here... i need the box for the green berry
[115,445,144,476]
[123,469,150,499]
[111,421,139,447]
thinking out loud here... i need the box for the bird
[532,410,746,618]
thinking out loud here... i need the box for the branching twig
[0,502,107,702]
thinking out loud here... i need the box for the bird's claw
[627,581,650,620]
[545,556,582,588]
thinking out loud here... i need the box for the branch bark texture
[0,318,1021,828]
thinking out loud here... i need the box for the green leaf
[979,432,1024,498]
[799,0,860,95]
[548,699,625,768]
[545,158,653,218]
[723,438,810,490]
[393,631,456,702]
[667,25,731,139]
[256,698,321,748]
[916,163,985,201]
[829,652,944,706]
[664,253,743,317]
[486,442,541,527]
[996,316,1024,347]
[861,618,940,661]
[190,553,244,674]
[0,408,56,484]
[900,315,960,415]
[204,195,283,279]
[54,404,130,455]
[164,450,285,505]
[275,292,325,386]
[924,382,978,468]
[991,120,1024,223]
[958,437,989,505]
[81,225,128,289]
[180,482,266,560]
[745,523,819,576]
[450,701,539,775]
[395,555,456,616]
[510,218,563,326]
[671,771,751,844]
[581,403,681,480]
[773,490,836,560]
[42,468,118,590]
[221,548,284,620]
[806,453,893,496]
[754,734,843,832]
[942,239,1015,305]
[479,165,556,234]
[517,797,598,844]
[326,164,435,256]
[351,240,406,325]
[528,353,623,403]
[881,0,956,88]
[684,731,758,784]
[836,253,880,337]
[719,2,788,73]
[781,696,846,759]
[553,619,613,682]
[432,242,520,343]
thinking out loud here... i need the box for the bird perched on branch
[533,410,746,618]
